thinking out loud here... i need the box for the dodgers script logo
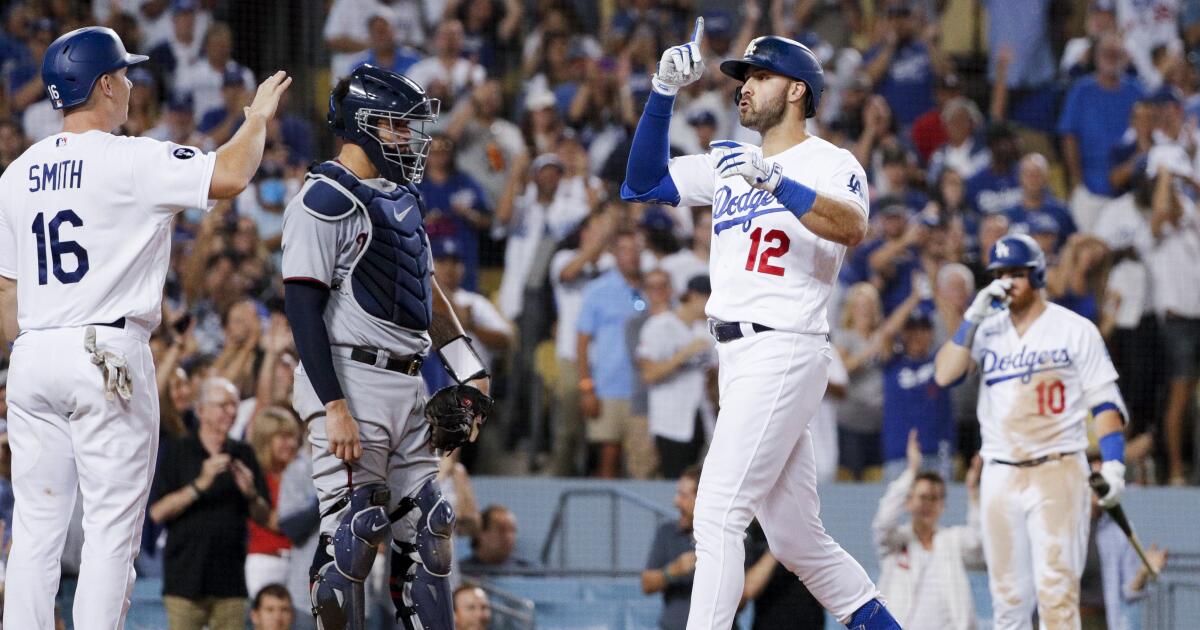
[980,345,1072,386]
[712,185,788,234]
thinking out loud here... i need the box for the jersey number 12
[745,227,790,276]
[32,210,90,285]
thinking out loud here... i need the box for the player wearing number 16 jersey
[934,234,1128,629]
[0,27,290,629]
[622,24,900,630]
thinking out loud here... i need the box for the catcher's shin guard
[390,478,455,629]
[311,484,392,630]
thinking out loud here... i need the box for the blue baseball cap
[172,0,199,12]
[167,91,194,112]
[431,238,463,260]
[686,109,718,127]
[222,67,246,88]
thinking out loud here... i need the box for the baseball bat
[1089,472,1160,578]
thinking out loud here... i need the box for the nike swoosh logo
[394,206,412,222]
[371,520,389,533]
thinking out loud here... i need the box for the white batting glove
[1097,460,1127,508]
[710,140,783,193]
[964,278,1011,324]
[652,18,704,96]
[84,326,133,402]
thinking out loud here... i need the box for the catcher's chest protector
[310,161,433,331]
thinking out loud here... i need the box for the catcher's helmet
[42,26,148,110]
[987,234,1046,288]
[720,36,825,118]
[328,64,440,184]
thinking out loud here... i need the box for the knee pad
[389,478,455,630]
[310,484,392,630]
[414,478,454,576]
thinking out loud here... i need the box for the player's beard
[739,90,787,133]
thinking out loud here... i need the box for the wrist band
[189,481,203,499]
[437,335,488,384]
[952,320,978,347]
[1099,431,1125,463]
[772,176,817,218]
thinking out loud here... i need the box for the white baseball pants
[686,331,879,629]
[981,453,1091,630]
[4,324,158,630]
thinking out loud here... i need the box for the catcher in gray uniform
[281,64,492,630]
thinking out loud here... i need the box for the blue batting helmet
[42,27,148,110]
[328,64,440,184]
[987,234,1046,288]
[720,36,825,118]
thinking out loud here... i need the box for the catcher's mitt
[424,384,493,453]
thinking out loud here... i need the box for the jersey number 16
[32,210,90,285]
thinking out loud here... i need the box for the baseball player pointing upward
[0,27,289,629]
[934,234,1127,629]
[622,22,901,630]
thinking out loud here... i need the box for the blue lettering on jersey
[28,160,83,192]
[711,185,789,234]
[980,346,1072,386]
[848,173,864,201]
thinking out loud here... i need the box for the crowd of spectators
[1,0,1200,625]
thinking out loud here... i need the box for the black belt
[93,317,125,329]
[709,320,774,343]
[992,450,1078,468]
[349,348,423,375]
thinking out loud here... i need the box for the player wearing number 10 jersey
[622,26,900,630]
[0,27,289,629]
[934,234,1128,629]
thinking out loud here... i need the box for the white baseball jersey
[0,130,214,329]
[970,303,1119,461]
[667,135,869,334]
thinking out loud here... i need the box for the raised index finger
[692,16,704,48]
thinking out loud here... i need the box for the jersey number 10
[32,210,90,285]
[1035,379,1066,415]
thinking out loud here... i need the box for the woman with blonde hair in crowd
[244,406,301,598]
[835,282,887,480]
[1046,233,1112,328]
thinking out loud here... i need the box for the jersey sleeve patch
[302,179,358,220]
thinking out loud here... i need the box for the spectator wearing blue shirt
[1003,153,1078,252]
[197,68,248,146]
[964,122,1022,216]
[418,134,492,291]
[1108,100,1154,196]
[1058,33,1143,232]
[862,0,948,128]
[855,203,921,314]
[878,294,955,483]
[351,15,421,77]
[576,230,656,479]
[983,0,1058,133]
[5,17,55,114]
